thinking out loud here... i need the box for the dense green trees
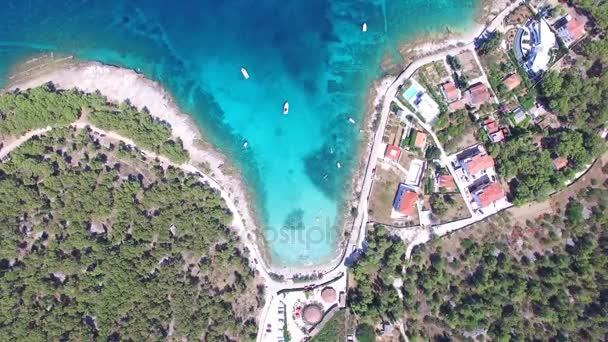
[0,84,82,135]
[490,129,604,204]
[349,228,406,323]
[400,201,608,341]
[0,85,189,164]
[351,190,608,340]
[0,128,258,340]
[478,32,504,55]
[541,69,608,128]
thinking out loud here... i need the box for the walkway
[393,97,476,217]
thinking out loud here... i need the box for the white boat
[336,162,341,169]
[243,141,249,148]
[348,117,356,124]
[241,67,250,80]
[362,22,367,32]
[283,101,289,115]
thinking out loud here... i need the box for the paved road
[350,42,476,245]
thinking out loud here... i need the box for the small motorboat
[348,117,356,124]
[283,101,289,115]
[243,141,249,148]
[336,162,341,169]
[241,67,250,80]
[362,22,367,32]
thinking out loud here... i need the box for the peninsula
[1,0,608,341]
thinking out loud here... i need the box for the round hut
[320,287,337,304]
[302,304,323,325]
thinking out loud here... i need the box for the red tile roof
[468,83,491,106]
[442,81,460,102]
[449,99,467,111]
[385,145,401,161]
[483,118,499,133]
[489,130,505,143]
[438,174,456,191]
[414,131,427,148]
[477,182,505,208]
[466,154,495,176]
[553,157,568,171]
[398,191,418,216]
[502,73,522,91]
[567,17,586,41]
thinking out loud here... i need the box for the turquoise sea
[0,0,478,266]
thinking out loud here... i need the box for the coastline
[321,0,515,274]
[0,0,506,279]
[4,57,272,271]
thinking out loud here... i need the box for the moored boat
[283,101,289,115]
[362,22,367,32]
[348,117,356,124]
[241,67,250,80]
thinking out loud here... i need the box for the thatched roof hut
[321,287,337,303]
[302,304,323,325]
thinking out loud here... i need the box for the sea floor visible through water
[0,0,479,266]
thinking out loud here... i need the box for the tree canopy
[0,126,258,339]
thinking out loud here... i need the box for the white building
[514,18,557,75]
[402,79,440,123]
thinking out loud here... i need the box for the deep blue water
[0,0,478,266]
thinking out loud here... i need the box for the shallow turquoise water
[0,0,478,266]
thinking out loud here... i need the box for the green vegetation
[435,109,475,152]
[541,69,608,129]
[350,176,608,340]
[0,125,257,338]
[425,145,441,160]
[490,129,604,204]
[400,180,608,340]
[349,228,405,323]
[311,311,346,342]
[0,85,82,136]
[355,323,375,342]
[478,31,504,55]
[406,130,417,148]
[573,0,608,30]
[0,85,189,163]
[430,193,451,217]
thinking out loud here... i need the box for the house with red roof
[457,145,495,179]
[502,73,522,91]
[449,99,467,112]
[393,184,418,216]
[414,131,427,149]
[463,154,495,178]
[441,81,461,103]
[553,157,568,171]
[472,181,506,208]
[467,83,492,108]
[482,118,505,144]
[435,174,456,192]
[385,145,401,162]
[556,15,586,46]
